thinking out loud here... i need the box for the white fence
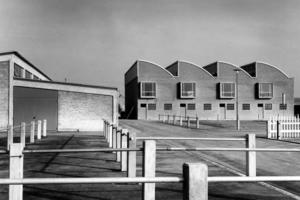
[267,116,300,139]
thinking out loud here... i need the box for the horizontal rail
[136,137,246,141]
[156,147,300,152]
[0,177,183,185]
[23,148,142,153]
[0,150,7,154]
[208,176,300,182]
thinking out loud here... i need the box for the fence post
[42,119,47,137]
[246,134,256,177]
[196,117,199,129]
[127,132,136,177]
[30,121,35,143]
[158,114,161,121]
[277,121,282,140]
[183,162,208,200]
[180,116,183,126]
[112,125,117,153]
[20,122,26,147]
[108,124,113,148]
[121,129,128,172]
[9,143,24,200]
[187,117,190,128]
[116,129,121,162]
[167,115,170,124]
[173,115,176,125]
[7,125,13,151]
[143,140,156,200]
[37,120,42,140]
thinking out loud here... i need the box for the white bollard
[37,120,42,140]
[42,119,47,137]
[183,162,208,200]
[20,122,26,147]
[116,129,121,162]
[180,116,183,126]
[127,132,136,177]
[246,134,256,177]
[121,129,128,171]
[143,140,156,200]
[108,124,113,148]
[187,117,190,128]
[30,121,35,143]
[196,117,200,129]
[9,143,24,200]
[7,125,13,151]
[112,126,117,153]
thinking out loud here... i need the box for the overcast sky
[1,0,300,98]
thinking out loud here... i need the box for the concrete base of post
[183,162,208,200]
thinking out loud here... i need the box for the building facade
[0,51,118,131]
[125,60,294,120]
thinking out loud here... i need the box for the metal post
[167,115,170,124]
[20,122,26,147]
[187,117,190,128]
[173,115,176,125]
[277,121,282,140]
[30,121,35,143]
[112,126,117,153]
[37,120,42,140]
[42,119,47,137]
[116,129,121,162]
[196,117,199,129]
[127,132,136,177]
[183,162,208,200]
[121,129,128,172]
[7,125,13,151]
[143,140,156,200]
[246,134,256,177]
[235,69,241,131]
[158,114,161,121]
[180,116,183,126]
[9,143,24,200]
[108,124,113,148]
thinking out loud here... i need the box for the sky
[1,0,300,99]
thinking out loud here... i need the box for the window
[220,83,235,98]
[280,104,287,110]
[187,103,196,110]
[33,75,39,80]
[25,70,32,79]
[164,103,172,110]
[257,103,263,107]
[14,64,23,78]
[219,103,225,107]
[227,104,235,110]
[180,82,196,98]
[242,104,250,110]
[140,103,146,108]
[204,104,212,110]
[148,103,156,110]
[140,82,156,98]
[180,103,186,107]
[258,83,273,99]
[265,103,272,110]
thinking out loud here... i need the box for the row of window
[140,82,273,99]
[140,103,288,111]
[14,64,40,80]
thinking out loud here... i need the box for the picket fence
[267,116,300,139]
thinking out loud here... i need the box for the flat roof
[0,51,52,81]
[14,77,118,91]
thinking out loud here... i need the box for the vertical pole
[158,114,161,121]
[143,140,156,200]
[37,120,42,140]
[121,129,128,172]
[180,116,183,126]
[196,117,199,129]
[112,126,117,153]
[20,122,26,147]
[42,119,47,137]
[9,143,24,200]
[7,125,13,151]
[30,121,35,143]
[246,134,256,177]
[277,121,282,140]
[108,124,113,148]
[127,132,136,177]
[173,115,176,125]
[187,117,190,128]
[183,162,208,200]
[235,69,240,130]
[116,129,121,162]
[167,115,170,124]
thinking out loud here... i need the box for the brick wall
[58,91,113,131]
[0,61,9,128]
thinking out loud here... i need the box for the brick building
[125,60,294,120]
[0,51,118,131]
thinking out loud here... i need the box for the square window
[180,82,196,98]
[33,75,39,80]
[219,103,225,107]
[14,64,23,78]
[180,103,186,107]
[258,83,273,99]
[187,103,196,110]
[265,103,272,110]
[279,104,287,110]
[140,103,146,108]
[227,104,235,110]
[140,82,156,98]
[220,83,235,98]
[25,70,31,79]
[204,103,212,110]
[164,103,172,110]
[242,104,250,110]
[148,103,156,110]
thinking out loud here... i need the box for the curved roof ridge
[255,61,290,78]
[217,61,254,79]
[137,59,175,78]
[177,60,216,78]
